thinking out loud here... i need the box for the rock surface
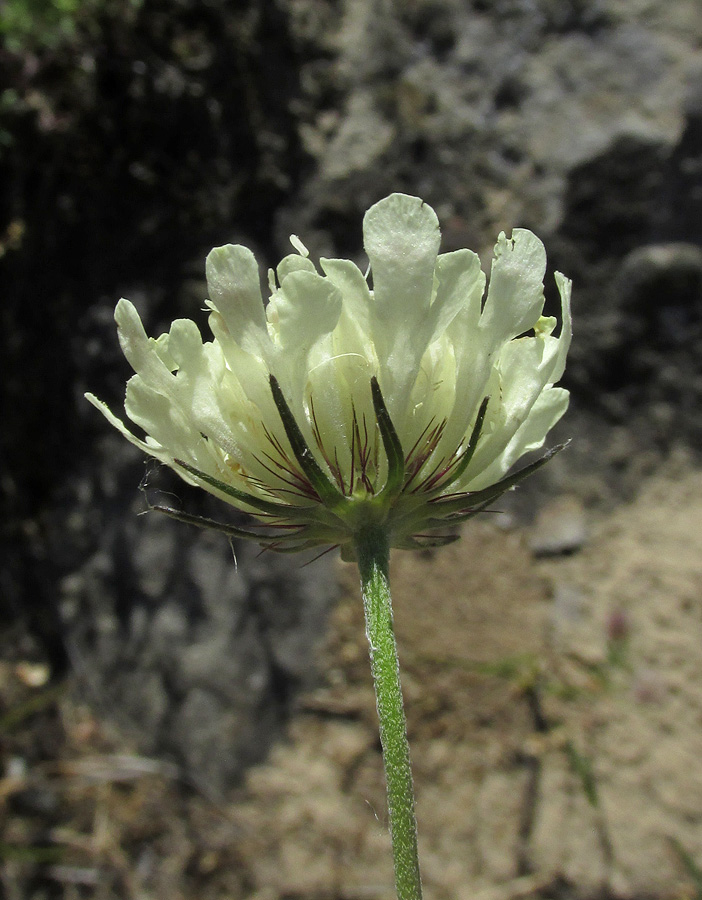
[51,437,337,793]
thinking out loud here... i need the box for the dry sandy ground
[3,460,702,899]
[230,460,702,900]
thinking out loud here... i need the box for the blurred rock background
[2,0,701,806]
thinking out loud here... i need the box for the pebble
[529,496,588,556]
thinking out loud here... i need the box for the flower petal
[267,270,342,354]
[320,257,372,348]
[276,253,317,283]
[85,392,163,457]
[428,248,484,341]
[462,326,567,489]
[551,271,573,383]
[467,387,569,490]
[481,229,547,344]
[363,194,440,324]
[363,193,441,414]
[115,298,174,390]
[205,244,269,358]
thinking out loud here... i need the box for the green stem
[354,525,422,900]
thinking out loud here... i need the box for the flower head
[87,193,571,556]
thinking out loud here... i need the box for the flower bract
[87,193,571,555]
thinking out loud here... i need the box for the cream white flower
[87,193,571,554]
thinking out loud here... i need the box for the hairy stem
[354,525,422,900]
